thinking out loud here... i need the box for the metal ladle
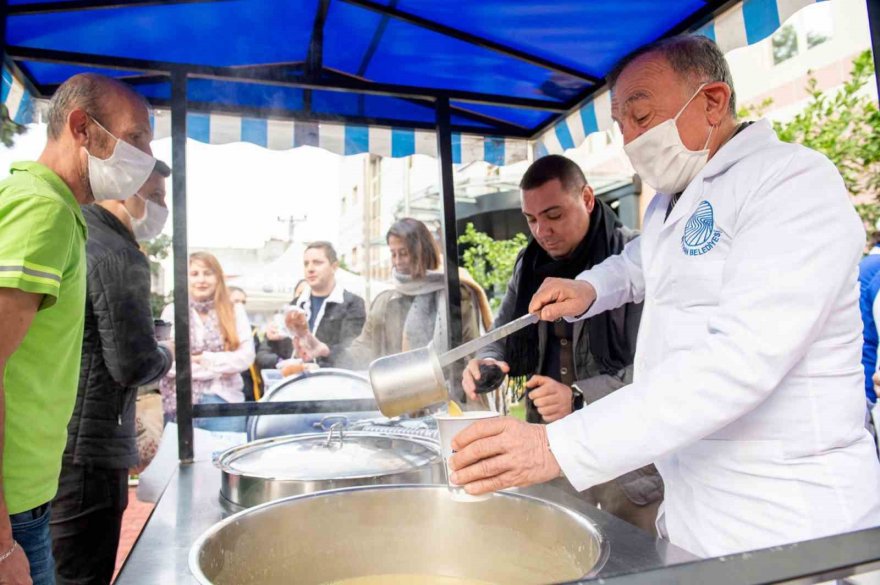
[368,313,539,417]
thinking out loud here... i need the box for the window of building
[771,3,833,65]
[772,24,799,65]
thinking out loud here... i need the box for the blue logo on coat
[682,201,721,256]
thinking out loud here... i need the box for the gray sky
[0,123,343,250]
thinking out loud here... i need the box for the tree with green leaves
[141,234,172,317]
[739,50,880,232]
[458,222,528,312]
[1,104,26,148]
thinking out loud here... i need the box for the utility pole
[277,214,308,243]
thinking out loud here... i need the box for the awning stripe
[241,117,268,148]
[2,67,30,127]
[146,105,528,164]
[533,0,820,157]
[392,128,415,158]
[483,137,505,166]
[4,0,817,166]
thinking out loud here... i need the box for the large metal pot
[191,485,607,585]
[217,429,443,508]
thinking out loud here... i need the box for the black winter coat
[256,288,366,369]
[64,205,172,469]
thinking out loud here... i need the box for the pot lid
[219,429,439,481]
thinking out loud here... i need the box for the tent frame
[4,1,880,582]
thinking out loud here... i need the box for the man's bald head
[46,73,150,141]
[38,73,154,205]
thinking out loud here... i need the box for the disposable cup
[433,410,500,502]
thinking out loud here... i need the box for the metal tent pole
[171,69,194,463]
[1,0,7,62]
[435,97,463,353]
[868,0,880,104]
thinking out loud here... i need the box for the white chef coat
[546,120,880,557]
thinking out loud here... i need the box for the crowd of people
[0,72,495,585]
[2,32,880,585]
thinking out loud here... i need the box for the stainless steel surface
[438,312,539,366]
[191,485,607,585]
[369,346,447,417]
[114,462,696,585]
[368,314,539,417]
[218,430,443,508]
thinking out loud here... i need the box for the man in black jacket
[461,155,662,534]
[257,242,365,370]
[50,162,173,585]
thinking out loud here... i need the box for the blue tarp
[3,0,824,161]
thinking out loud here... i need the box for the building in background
[729,0,874,120]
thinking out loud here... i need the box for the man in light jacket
[448,35,880,557]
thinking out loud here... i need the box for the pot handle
[313,415,349,432]
[324,421,346,449]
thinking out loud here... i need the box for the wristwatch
[571,383,585,411]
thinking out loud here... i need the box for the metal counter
[114,461,696,584]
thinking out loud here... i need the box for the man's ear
[582,185,595,213]
[703,81,732,126]
[68,108,90,146]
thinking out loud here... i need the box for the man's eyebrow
[621,90,651,111]
[523,205,563,217]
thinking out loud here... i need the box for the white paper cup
[433,410,500,502]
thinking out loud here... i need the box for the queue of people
[0,73,495,585]
[3,31,880,584]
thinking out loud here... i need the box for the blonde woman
[160,252,254,432]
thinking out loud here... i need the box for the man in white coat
[448,35,880,558]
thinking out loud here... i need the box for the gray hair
[608,35,737,116]
[46,73,148,140]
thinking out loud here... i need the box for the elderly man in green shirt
[0,73,155,585]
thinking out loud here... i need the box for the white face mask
[623,83,715,195]
[123,195,169,241]
[85,118,156,201]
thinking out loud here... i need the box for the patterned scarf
[160,300,235,419]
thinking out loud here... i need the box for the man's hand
[284,309,308,337]
[293,334,329,362]
[528,278,597,322]
[527,375,573,423]
[462,358,510,401]
[0,541,32,585]
[448,417,561,496]
[873,371,880,399]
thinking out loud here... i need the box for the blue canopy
[3,0,823,163]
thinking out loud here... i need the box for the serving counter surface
[115,460,696,584]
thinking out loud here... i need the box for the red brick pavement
[112,487,155,583]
